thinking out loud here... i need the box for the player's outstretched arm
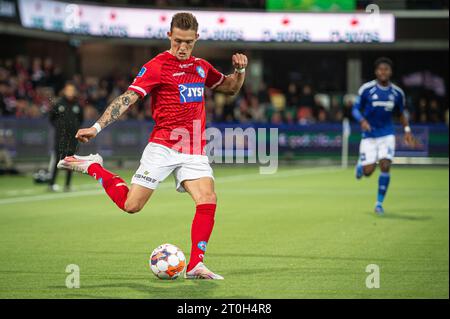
[214,53,248,96]
[76,90,140,143]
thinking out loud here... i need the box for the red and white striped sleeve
[128,59,161,97]
[204,61,225,90]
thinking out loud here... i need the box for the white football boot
[184,262,224,280]
[57,154,103,174]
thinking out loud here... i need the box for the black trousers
[48,149,73,187]
[48,137,78,187]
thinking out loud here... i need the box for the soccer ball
[149,243,186,280]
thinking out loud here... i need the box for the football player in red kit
[57,12,247,279]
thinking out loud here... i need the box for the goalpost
[341,118,351,169]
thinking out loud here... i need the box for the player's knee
[124,201,143,214]
[380,161,391,173]
[197,192,217,205]
[363,166,375,176]
[363,170,373,177]
[380,166,390,173]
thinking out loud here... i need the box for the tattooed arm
[96,90,139,129]
[75,90,140,143]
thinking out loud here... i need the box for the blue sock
[377,172,391,204]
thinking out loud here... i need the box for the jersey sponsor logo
[179,63,193,68]
[137,66,147,77]
[173,72,186,77]
[178,83,205,103]
[372,100,395,111]
[196,66,206,78]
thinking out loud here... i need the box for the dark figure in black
[49,83,83,191]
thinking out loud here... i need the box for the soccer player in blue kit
[353,57,415,215]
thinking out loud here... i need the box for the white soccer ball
[149,243,186,280]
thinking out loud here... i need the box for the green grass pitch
[0,165,448,299]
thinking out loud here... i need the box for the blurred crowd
[0,55,151,122]
[0,55,448,126]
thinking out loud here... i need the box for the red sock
[187,203,216,272]
[87,163,129,211]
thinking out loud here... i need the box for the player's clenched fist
[75,127,98,143]
[232,53,248,70]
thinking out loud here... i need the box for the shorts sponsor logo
[178,83,204,103]
[134,173,158,184]
[197,241,207,252]
[137,67,147,77]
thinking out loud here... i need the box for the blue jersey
[352,80,405,139]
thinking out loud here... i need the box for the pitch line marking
[0,167,340,206]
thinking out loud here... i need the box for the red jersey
[128,51,225,155]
